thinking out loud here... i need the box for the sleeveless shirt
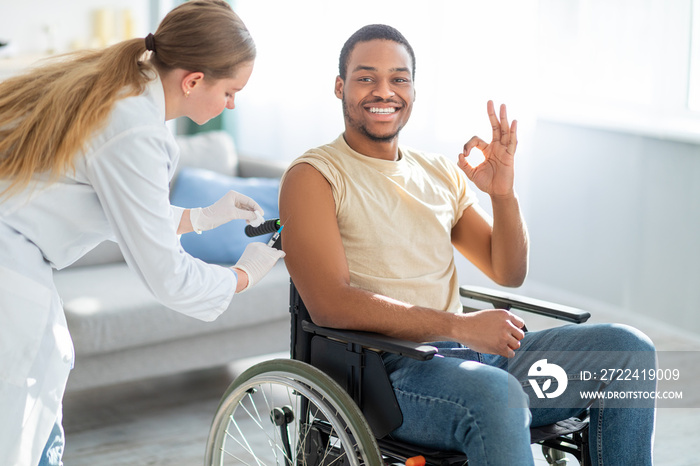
[284,135,477,313]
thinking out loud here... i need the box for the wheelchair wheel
[542,446,569,465]
[205,358,382,466]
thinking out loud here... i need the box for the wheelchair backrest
[288,280,403,438]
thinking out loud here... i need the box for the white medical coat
[0,76,237,466]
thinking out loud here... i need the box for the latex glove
[190,191,263,234]
[232,242,286,292]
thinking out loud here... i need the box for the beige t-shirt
[284,135,477,314]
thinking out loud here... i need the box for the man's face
[335,40,415,145]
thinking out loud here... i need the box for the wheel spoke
[227,388,294,465]
[205,360,381,466]
[223,416,267,466]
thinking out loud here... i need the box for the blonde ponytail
[0,40,152,197]
[0,0,255,197]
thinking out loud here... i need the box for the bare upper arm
[279,163,351,322]
[451,203,497,280]
[279,163,467,342]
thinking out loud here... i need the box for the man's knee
[583,324,657,397]
[597,323,656,353]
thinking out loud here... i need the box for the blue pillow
[170,167,280,264]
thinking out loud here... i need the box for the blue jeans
[38,412,64,466]
[382,323,656,465]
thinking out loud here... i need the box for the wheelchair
[205,222,592,465]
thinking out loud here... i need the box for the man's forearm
[306,281,525,358]
[490,192,529,287]
[308,282,454,339]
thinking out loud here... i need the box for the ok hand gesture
[458,101,518,197]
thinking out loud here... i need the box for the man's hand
[458,100,517,198]
[456,309,526,358]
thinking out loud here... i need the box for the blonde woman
[0,2,285,464]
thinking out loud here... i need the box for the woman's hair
[0,0,255,197]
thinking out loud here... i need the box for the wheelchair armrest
[301,320,437,361]
[459,285,591,324]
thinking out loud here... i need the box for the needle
[267,225,284,247]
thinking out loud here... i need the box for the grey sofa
[54,131,291,392]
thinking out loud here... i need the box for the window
[536,0,699,143]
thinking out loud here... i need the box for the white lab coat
[0,76,237,465]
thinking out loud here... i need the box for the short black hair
[338,24,416,80]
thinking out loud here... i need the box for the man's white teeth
[369,107,396,114]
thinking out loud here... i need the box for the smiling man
[279,24,656,465]
[338,37,415,157]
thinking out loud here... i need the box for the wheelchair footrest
[378,436,468,466]
[530,417,588,442]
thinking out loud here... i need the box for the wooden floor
[63,306,700,465]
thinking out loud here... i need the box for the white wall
[455,120,700,335]
[527,122,700,324]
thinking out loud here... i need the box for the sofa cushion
[170,167,280,263]
[55,261,290,356]
[174,130,238,179]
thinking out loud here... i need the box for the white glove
[190,191,263,234]
[233,242,286,292]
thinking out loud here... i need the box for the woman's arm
[177,208,194,235]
